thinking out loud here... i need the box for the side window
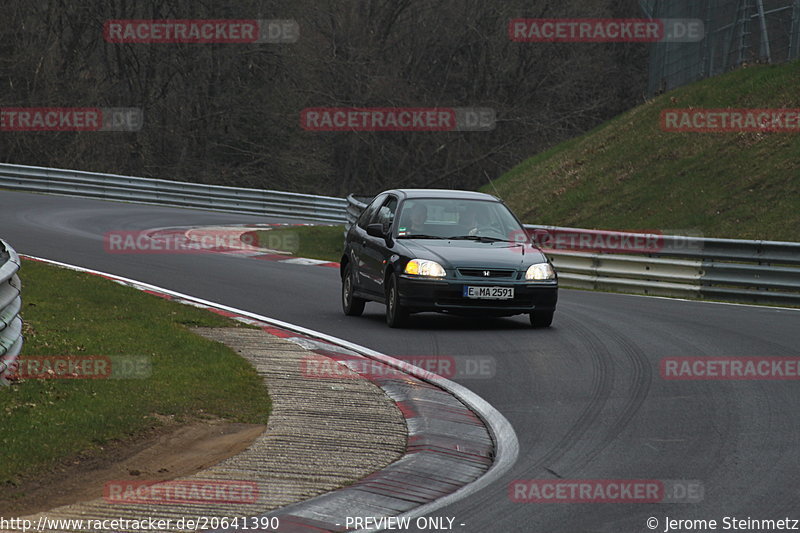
[357,194,386,230]
[371,196,398,233]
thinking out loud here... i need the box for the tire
[385,275,409,328]
[342,263,366,316]
[530,310,554,328]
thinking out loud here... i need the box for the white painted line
[279,257,330,265]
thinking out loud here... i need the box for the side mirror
[367,223,393,246]
[366,224,385,238]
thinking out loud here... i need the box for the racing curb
[19,255,519,532]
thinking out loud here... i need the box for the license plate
[463,286,514,300]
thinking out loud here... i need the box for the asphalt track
[2,189,800,533]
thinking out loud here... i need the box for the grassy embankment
[486,60,800,241]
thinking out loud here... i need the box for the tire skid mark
[527,312,615,476]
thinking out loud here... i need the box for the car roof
[379,189,500,202]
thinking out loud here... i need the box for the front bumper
[398,274,558,315]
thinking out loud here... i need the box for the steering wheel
[471,224,505,239]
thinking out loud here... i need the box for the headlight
[525,262,556,281]
[404,259,446,277]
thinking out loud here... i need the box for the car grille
[457,268,516,279]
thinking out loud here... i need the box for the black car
[340,189,558,328]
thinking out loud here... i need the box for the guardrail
[345,195,800,306]
[0,239,23,385]
[0,163,348,223]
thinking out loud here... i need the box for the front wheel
[385,275,409,328]
[530,310,554,328]
[342,264,366,316]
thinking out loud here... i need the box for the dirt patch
[0,419,265,516]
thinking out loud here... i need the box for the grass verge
[0,259,271,486]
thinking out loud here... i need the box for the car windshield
[395,198,526,242]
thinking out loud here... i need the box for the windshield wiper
[398,234,445,239]
[447,235,511,243]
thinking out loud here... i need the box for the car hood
[399,239,548,270]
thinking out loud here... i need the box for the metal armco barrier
[0,239,23,385]
[345,195,800,306]
[0,163,348,223]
